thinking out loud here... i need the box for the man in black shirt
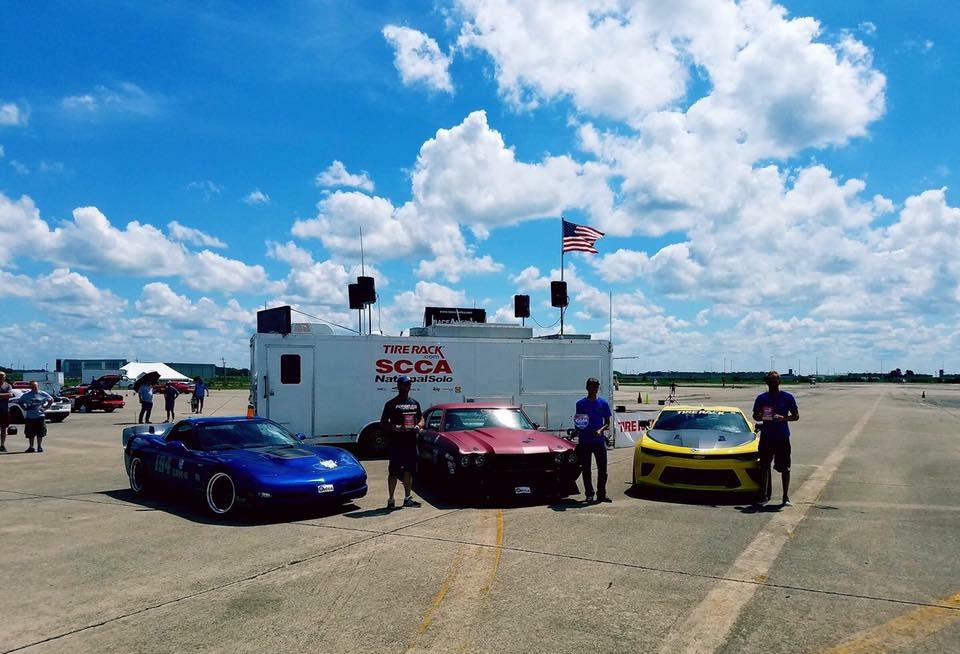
[380,375,423,509]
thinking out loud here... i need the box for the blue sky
[1,0,958,375]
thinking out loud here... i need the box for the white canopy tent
[120,362,191,382]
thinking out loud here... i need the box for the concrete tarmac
[1,383,958,653]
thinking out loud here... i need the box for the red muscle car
[416,403,581,499]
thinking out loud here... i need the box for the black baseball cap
[397,375,412,384]
[586,377,600,387]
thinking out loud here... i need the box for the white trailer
[249,320,613,454]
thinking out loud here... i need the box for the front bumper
[239,476,369,506]
[633,447,761,492]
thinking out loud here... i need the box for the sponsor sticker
[317,483,334,494]
[514,486,531,495]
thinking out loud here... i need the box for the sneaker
[0,445,6,452]
[386,498,396,509]
[37,446,44,453]
[25,447,35,453]
[598,496,612,503]
[403,496,422,508]
[585,494,596,503]
[782,498,793,507]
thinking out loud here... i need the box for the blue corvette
[122,416,367,517]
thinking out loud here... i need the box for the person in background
[137,380,154,424]
[752,370,800,507]
[0,371,13,452]
[19,381,53,453]
[380,375,423,509]
[163,381,180,422]
[575,377,613,504]
[192,377,207,414]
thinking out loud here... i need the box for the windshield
[198,421,298,450]
[653,409,750,433]
[443,408,534,431]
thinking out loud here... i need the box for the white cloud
[0,145,5,157]
[416,251,504,283]
[60,82,166,119]
[168,221,228,249]
[0,101,28,126]
[134,283,255,331]
[186,180,224,198]
[382,25,454,93]
[0,268,127,318]
[9,159,29,175]
[0,192,271,294]
[315,160,375,191]
[243,188,270,205]
[388,281,467,327]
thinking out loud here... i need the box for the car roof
[427,403,520,411]
[658,405,744,413]
[179,416,268,425]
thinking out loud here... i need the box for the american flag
[562,219,604,254]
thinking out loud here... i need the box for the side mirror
[295,433,306,441]
[531,422,540,430]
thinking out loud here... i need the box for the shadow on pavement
[625,483,757,508]
[100,488,361,526]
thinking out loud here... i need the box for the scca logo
[375,358,453,374]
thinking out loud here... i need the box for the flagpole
[560,217,565,337]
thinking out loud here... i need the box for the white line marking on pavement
[658,394,883,654]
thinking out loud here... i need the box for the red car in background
[416,403,581,500]
[151,381,195,394]
[60,374,126,413]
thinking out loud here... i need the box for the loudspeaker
[514,294,530,318]
[357,276,376,304]
[256,306,292,335]
[550,281,568,308]
[348,283,364,310]
[55,359,62,372]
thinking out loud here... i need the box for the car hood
[214,445,362,477]
[646,428,757,450]
[441,427,573,455]
[90,374,122,391]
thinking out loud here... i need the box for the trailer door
[265,346,314,435]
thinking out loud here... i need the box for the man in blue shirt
[192,378,207,413]
[752,371,800,506]
[137,382,154,424]
[575,377,612,504]
[19,381,53,453]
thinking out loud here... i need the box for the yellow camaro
[632,405,761,494]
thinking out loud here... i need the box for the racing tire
[358,426,388,458]
[104,408,116,413]
[205,472,238,517]
[128,456,150,495]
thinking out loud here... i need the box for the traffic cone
[246,404,255,418]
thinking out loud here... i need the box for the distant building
[58,358,216,381]
[58,358,128,378]
[167,362,217,380]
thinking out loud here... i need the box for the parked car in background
[416,403,581,500]
[151,380,195,394]
[60,374,126,413]
[7,388,71,423]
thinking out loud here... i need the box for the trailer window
[280,354,301,384]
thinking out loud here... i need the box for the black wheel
[104,408,116,413]
[205,472,237,516]
[128,456,150,495]
[358,426,388,458]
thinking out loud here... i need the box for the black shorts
[759,437,791,473]
[25,418,46,439]
[387,435,418,477]
[0,408,9,430]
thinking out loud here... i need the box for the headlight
[567,450,578,464]
[474,455,486,467]
[460,455,472,467]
